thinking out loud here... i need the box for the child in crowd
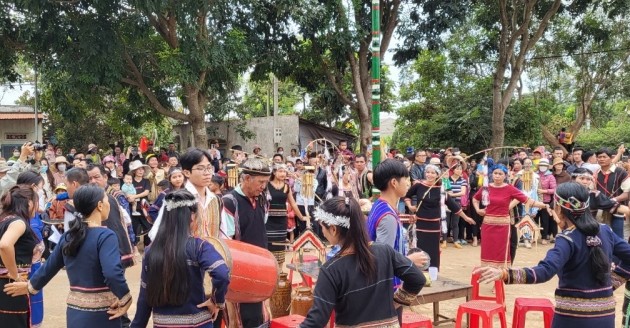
[209,175,225,197]
[122,174,140,215]
[45,184,70,252]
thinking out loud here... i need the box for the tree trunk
[185,87,208,148]
[490,75,506,158]
[357,102,371,154]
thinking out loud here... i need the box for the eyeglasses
[192,166,214,173]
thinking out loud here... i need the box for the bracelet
[27,281,39,295]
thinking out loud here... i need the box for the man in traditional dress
[221,158,271,327]
[149,148,222,239]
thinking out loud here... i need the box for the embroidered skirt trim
[555,295,616,318]
[153,310,213,327]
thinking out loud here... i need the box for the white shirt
[148,181,217,240]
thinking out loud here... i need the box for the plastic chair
[271,314,306,328]
[511,297,554,328]
[401,310,433,328]
[455,300,507,328]
[471,272,506,306]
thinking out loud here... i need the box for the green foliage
[576,102,630,149]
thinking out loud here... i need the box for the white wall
[0,120,43,158]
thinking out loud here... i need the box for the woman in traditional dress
[5,184,132,327]
[404,164,475,269]
[300,197,425,328]
[472,163,548,268]
[0,185,39,328]
[474,182,630,328]
[266,163,306,266]
[131,190,230,328]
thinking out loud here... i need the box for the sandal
[541,239,548,245]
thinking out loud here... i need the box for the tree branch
[122,50,189,121]
[322,60,356,109]
[380,0,401,55]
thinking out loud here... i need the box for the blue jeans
[611,214,625,240]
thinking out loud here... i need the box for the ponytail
[556,182,609,285]
[63,211,88,257]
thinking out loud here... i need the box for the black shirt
[222,190,268,248]
[132,178,151,201]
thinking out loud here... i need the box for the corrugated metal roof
[0,113,45,120]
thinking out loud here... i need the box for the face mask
[41,166,48,173]
[13,152,20,157]
[58,164,67,172]
[539,166,548,173]
[278,151,284,155]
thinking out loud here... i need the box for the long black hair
[555,182,609,285]
[16,171,44,187]
[63,184,105,257]
[145,189,198,307]
[0,184,38,223]
[318,197,376,281]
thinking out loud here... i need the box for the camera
[32,142,47,151]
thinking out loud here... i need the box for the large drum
[204,237,279,303]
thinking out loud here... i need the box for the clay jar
[290,286,314,316]
[270,272,292,317]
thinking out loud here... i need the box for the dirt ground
[40,241,625,327]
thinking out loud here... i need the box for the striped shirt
[449,176,468,203]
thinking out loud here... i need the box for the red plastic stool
[402,311,433,328]
[455,300,507,328]
[511,297,554,328]
[471,272,506,306]
[271,314,306,328]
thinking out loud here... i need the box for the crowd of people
[0,139,629,327]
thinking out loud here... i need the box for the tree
[535,11,630,149]
[1,1,294,147]
[285,0,402,152]
[395,1,627,156]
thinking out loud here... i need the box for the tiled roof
[0,113,45,120]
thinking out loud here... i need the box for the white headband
[164,199,197,211]
[314,207,350,229]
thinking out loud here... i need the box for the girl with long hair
[148,167,187,222]
[0,185,39,328]
[475,182,630,327]
[4,184,132,327]
[131,189,229,328]
[300,197,425,327]
[15,172,47,327]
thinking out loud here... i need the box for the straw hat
[552,157,565,167]
[54,156,69,165]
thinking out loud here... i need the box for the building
[0,106,44,159]
[172,115,356,157]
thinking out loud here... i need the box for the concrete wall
[0,120,44,158]
[173,115,301,158]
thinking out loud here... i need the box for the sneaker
[454,241,463,249]
[459,240,468,246]
[132,211,141,216]
[524,240,532,249]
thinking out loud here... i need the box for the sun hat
[54,184,68,192]
[54,156,69,165]
[102,155,115,164]
[128,160,149,176]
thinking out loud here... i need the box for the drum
[205,237,279,303]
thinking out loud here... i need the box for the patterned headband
[164,199,197,211]
[554,193,589,214]
[314,207,350,229]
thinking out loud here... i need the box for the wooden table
[412,277,472,326]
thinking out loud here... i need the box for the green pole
[371,0,381,194]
